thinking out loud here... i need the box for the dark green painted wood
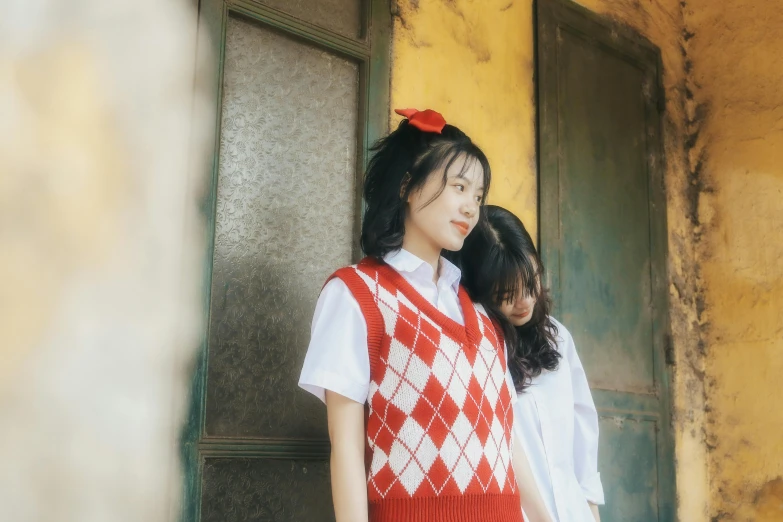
[557,27,655,394]
[359,0,392,260]
[536,0,676,520]
[592,389,660,421]
[199,438,331,459]
[181,1,390,521]
[229,0,371,60]
[598,416,660,520]
[365,0,391,155]
[181,2,227,521]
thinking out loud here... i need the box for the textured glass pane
[205,15,359,438]
[202,458,334,522]
[261,0,362,39]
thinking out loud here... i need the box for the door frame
[180,1,391,520]
[535,0,677,519]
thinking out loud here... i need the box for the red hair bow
[394,108,446,134]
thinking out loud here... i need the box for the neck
[401,234,441,284]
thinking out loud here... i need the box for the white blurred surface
[0,0,211,519]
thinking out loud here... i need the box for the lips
[452,221,469,236]
[514,308,532,318]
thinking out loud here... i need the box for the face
[499,276,539,327]
[403,154,485,257]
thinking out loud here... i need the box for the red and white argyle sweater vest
[331,257,524,522]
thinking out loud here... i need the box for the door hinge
[657,92,666,114]
[664,333,675,365]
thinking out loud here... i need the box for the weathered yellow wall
[685,1,783,520]
[390,1,708,520]
[390,0,538,232]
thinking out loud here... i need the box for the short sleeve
[556,319,605,505]
[298,277,370,405]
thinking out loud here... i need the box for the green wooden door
[536,0,676,520]
[181,1,390,521]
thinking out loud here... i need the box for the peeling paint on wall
[390,0,538,234]
[684,1,783,520]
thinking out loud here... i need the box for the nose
[517,294,535,309]
[462,197,478,218]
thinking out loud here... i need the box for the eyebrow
[452,170,485,192]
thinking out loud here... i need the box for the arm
[589,502,601,521]
[502,338,551,522]
[299,280,372,520]
[326,390,369,522]
[512,436,553,522]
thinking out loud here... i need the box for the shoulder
[472,302,499,333]
[547,316,582,362]
[320,262,373,309]
[317,277,360,314]
[321,275,352,296]
[328,257,384,294]
[547,316,573,350]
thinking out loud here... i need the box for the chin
[442,237,465,252]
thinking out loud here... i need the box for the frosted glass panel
[261,0,363,39]
[204,15,359,438]
[201,458,334,522]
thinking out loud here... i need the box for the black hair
[448,205,560,392]
[360,118,491,258]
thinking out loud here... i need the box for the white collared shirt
[299,249,514,405]
[515,317,605,522]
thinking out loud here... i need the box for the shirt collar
[383,248,462,294]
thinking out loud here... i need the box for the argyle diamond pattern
[344,264,517,501]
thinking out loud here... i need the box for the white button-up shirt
[515,317,605,521]
[299,249,515,405]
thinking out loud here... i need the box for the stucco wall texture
[685,1,783,520]
[390,0,538,233]
[390,0,782,520]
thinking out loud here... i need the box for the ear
[399,172,412,201]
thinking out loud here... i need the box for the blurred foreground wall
[0,1,211,520]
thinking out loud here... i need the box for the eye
[475,194,483,203]
[454,183,465,192]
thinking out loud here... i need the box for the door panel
[598,417,659,521]
[259,0,364,39]
[204,13,360,440]
[557,29,655,394]
[201,458,333,522]
[537,1,675,520]
[182,1,390,521]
